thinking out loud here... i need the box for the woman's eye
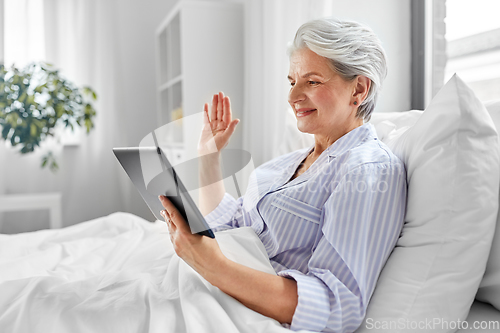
[308,81,320,85]
[290,82,295,87]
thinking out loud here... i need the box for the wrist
[197,144,222,156]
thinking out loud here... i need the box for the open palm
[198,91,239,155]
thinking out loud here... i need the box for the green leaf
[55,103,64,118]
[1,124,11,139]
[18,92,27,103]
[30,123,37,137]
[40,151,59,173]
[82,86,98,101]
[50,160,59,173]
[84,118,90,132]
[33,119,44,127]
[26,94,35,106]
[6,112,19,127]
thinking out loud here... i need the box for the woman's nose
[288,84,306,105]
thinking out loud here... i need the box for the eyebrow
[287,72,325,80]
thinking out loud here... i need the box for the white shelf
[154,0,244,159]
[0,193,62,229]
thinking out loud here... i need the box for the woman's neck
[312,120,363,157]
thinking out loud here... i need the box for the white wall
[112,0,179,222]
[327,0,412,113]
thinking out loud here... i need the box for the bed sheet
[0,212,303,333]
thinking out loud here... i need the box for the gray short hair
[289,18,387,121]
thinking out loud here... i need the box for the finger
[159,195,173,210]
[203,103,210,126]
[210,94,218,122]
[223,96,231,126]
[160,210,177,231]
[163,211,179,234]
[217,91,224,122]
[209,94,219,121]
[160,211,175,235]
[158,196,179,224]
[159,195,190,233]
[221,118,240,142]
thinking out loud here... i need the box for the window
[414,0,500,108]
[444,0,500,102]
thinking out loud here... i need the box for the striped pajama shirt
[205,123,407,333]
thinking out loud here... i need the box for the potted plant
[0,62,97,172]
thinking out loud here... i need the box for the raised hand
[198,91,240,155]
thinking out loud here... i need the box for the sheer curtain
[4,0,46,68]
[1,0,127,231]
[242,0,332,167]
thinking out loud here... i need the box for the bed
[1,75,500,333]
[0,213,292,333]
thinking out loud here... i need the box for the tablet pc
[113,146,215,238]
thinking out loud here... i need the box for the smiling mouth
[296,109,316,117]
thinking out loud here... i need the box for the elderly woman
[159,18,406,333]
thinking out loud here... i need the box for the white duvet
[0,212,300,333]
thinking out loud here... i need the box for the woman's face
[288,48,361,140]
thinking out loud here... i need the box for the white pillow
[354,75,499,333]
[476,100,500,311]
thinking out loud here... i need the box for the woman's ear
[352,75,371,105]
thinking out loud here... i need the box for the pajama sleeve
[203,193,244,232]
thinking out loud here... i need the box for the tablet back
[113,147,215,238]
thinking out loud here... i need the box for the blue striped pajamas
[205,124,407,333]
